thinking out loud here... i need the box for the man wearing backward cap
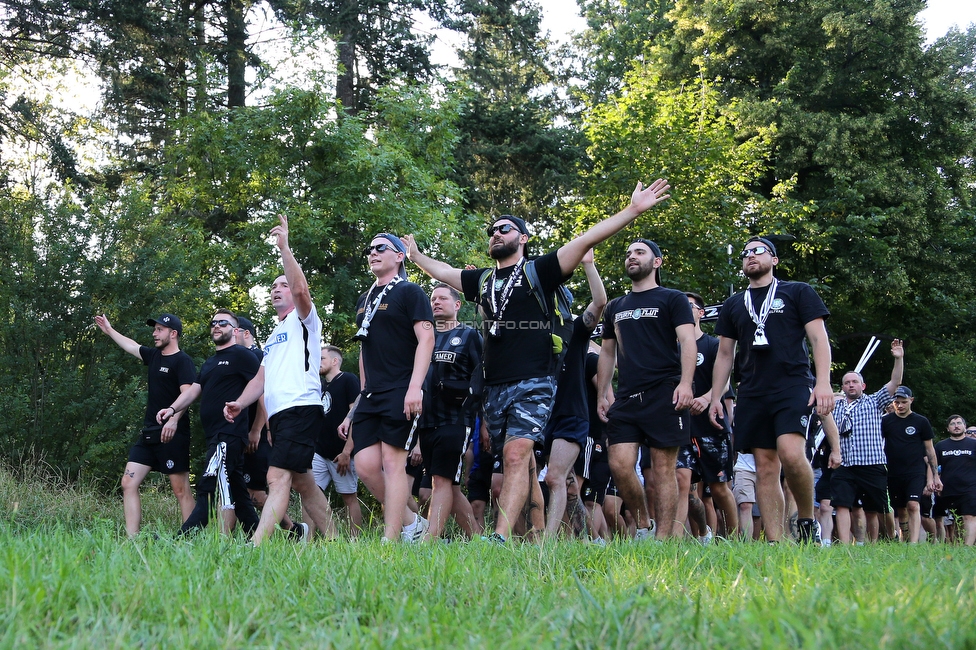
[709,235,834,544]
[338,232,436,543]
[596,238,697,541]
[402,179,671,543]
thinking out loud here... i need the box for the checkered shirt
[833,386,893,466]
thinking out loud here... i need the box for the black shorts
[467,447,494,503]
[734,386,813,451]
[676,443,701,483]
[887,473,925,509]
[268,405,322,473]
[419,422,469,484]
[694,432,733,484]
[546,415,589,448]
[606,382,691,449]
[352,389,417,454]
[919,492,935,519]
[127,431,191,474]
[574,436,597,480]
[934,493,976,518]
[830,464,890,512]
[582,455,610,506]
[241,434,270,491]
[815,466,833,503]
[405,457,425,497]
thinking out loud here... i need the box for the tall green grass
[1,462,974,648]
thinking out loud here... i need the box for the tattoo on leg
[124,470,136,479]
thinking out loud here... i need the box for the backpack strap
[522,259,551,318]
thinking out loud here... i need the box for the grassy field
[2,463,974,649]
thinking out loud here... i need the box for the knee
[907,501,920,514]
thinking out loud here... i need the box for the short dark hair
[684,292,705,311]
[948,414,966,427]
[432,283,461,302]
[214,308,238,327]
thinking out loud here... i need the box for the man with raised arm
[830,340,904,544]
[223,214,338,546]
[94,312,196,537]
[402,179,670,543]
[709,237,834,544]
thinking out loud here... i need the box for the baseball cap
[236,316,257,339]
[746,236,777,257]
[894,385,913,398]
[487,215,530,237]
[146,313,182,336]
[374,233,408,279]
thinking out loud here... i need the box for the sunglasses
[740,245,771,259]
[210,319,236,328]
[486,224,517,237]
[363,243,395,256]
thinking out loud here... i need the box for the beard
[213,329,234,346]
[743,260,772,279]
[489,238,521,260]
[626,262,654,282]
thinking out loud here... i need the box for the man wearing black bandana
[401,179,671,543]
[709,236,834,544]
[340,233,435,543]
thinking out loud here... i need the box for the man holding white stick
[830,338,904,544]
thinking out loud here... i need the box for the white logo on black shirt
[166,460,174,469]
[942,449,973,457]
[322,393,332,414]
[696,353,704,367]
[159,367,169,373]
[614,308,660,323]
[450,336,462,346]
[434,351,457,363]
[218,360,229,366]
[906,426,917,436]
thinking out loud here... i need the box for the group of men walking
[96,179,976,546]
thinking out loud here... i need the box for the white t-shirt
[262,305,323,417]
[734,452,756,473]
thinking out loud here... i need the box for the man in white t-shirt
[224,214,338,546]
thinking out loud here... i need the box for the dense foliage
[1,0,974,487]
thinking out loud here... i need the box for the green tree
[655,0,976,421]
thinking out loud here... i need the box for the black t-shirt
[140,346,196,434]
[601,286,694,397]
[197,345,260,439]
[714,280,829,397]
[318,371,361,458]
[460,251,570,385]
[421,324,483,428]
[356,281,434,393]
[881,411,934,476]
[935,437,976,497]
[691,333,731,437]
[549,317,593,422]
[245,345,268,443]
[584,351,605,441]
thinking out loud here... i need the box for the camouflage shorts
[483,376,556,448]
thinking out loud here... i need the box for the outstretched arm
[401,234,464,291]
[556,179,670,276]
[94,315,142,359]
[272,213,313,320]
[884,339,904,396]
[579,249,607,330]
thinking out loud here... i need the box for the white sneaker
[401,514,430,543]
[293,522,310,545]
[699,525,714,545]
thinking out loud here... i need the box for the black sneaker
[292,522,310,545]
[797,518,823,545]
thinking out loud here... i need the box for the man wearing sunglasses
[402,178,671,543]
[223,214,339,546]
[339,233,435,543]
[709,236,834,544]
[157,309,263,537]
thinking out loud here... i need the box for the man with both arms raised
[403,179,671,543]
